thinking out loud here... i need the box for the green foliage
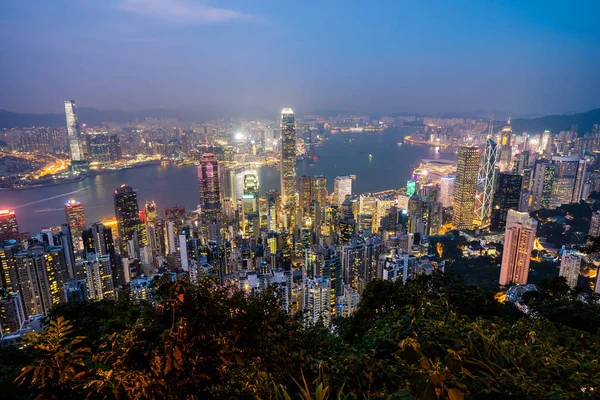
[6,274,600,399]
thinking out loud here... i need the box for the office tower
[113,185,143,257]
[0,292,26,337]
[439,176,455,208]
[16,245,69,316]
[475,138,498,224]
[280,108,296,207]
[198,153,223,242]
[490,173,523,231]
[530,160,555,211]
[339,199,356,245]
[64,199,86,242]
[333,176,352,206]
[427,202,443,236]
[452,146,480,230]
[58,224,76,279]
[499,216,537,286]
[559,250,581,289]
[590,211,600,238]
[0,209,19,241]
[242,171,259,237]
[108,135,122,162]
[84,254,115,300]
[550,156,585,207]
[498,124,512,171]
[64,100,85,162]
[299,176,327,211]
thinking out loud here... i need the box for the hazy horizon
[1,1,599,115]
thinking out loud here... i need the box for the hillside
[511,108,600,135]
[3,274,599,399]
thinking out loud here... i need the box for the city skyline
[1,1,599,115]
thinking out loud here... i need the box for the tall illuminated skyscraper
[475,138,498,224]
[0,209,19,241]
[64,199,86,242]
[64,100,84,162]
[113,185,143,257]
[198,153,223,242]
[280,108,296,207]
[334,176,352,207]
[498,123,512,171]
[439,176,455,208]
[550,156,586,207]
[452,146,480,230]
[530,160,555,211]
[499,216,537,286]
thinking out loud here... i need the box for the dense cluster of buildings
[2,105,600,344]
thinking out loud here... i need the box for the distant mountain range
[1,107,599,135]
[511,109,600,135]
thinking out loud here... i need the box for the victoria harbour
[1,127,446,233]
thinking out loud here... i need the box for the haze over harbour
[1,127,447,233]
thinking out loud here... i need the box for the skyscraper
[589,211,600,238]
[64,199,86,242]
[452,146,480,230]
[498,124,513,171]
[490,173,523,231]
[530,160,555,211]
[439,175,455,208]
[113,185,143,257]
[559,250,581,289]
[280,108,296,207]
[475,138,498,224]
[64,100,84,162]
[0,209,19,241]
[499,216,537,286]
[334,176,352,207]
[550,156,586,207]
[198,153,223,242]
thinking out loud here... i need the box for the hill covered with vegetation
[3,274,600,399]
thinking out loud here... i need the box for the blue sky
[0,0,599,115]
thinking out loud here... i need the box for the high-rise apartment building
[499,216,537,286]
[559,250,582,289]
[113,185,143,257]
[590,211,600,238]
[64,100,85,162]
[198,153,223,242]
[452,146,480,230]
[490,173,523,231]
[333,176,352,207]
[0,210,19,241]
[280,108,296,207]
[64,199,86,242]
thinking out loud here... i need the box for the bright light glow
[234,132,244,140]
[281,108,294,114]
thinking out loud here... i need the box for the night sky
[1,0,599,115]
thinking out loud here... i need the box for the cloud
[119,0,257,24]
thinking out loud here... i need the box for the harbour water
[1,127,450,233]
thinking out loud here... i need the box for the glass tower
[452,146,480,230]
[113,184,143,257]
[198,153,223,243]
[64,100,84,162]
[280,108,296,207]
